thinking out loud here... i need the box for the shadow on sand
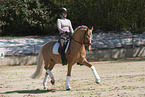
[0,89,58,94]
[0,88,95,94]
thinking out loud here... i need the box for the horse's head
[83,26,93,51]
[73,26,93,51]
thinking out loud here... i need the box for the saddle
[52,40,70,55]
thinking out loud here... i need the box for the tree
[0,0,144,36]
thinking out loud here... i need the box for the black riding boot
[60,47,67,65]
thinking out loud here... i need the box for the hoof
[44,86,47,89]
[65,85,71,90]
[66,88,71,91]
[51,79,55,85]
[96,80,100,84]
[43,83,47,89]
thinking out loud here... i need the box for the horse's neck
[71,30,83,44]
[67,27,87,58]
[69,34,85,55]
[70,38,83,49]
[70,32,82,49]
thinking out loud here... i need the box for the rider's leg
[59,37,67,65]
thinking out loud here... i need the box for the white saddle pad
[52,40,70,54]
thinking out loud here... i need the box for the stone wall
[86,47,145,61]
[0,46,145,65]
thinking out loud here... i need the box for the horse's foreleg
[90,65,100,84]
[81,59,100,84]
[65,64,73,90]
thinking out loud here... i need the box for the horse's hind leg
[43,59,56,89]
[43,72,49,89]
[79,59,100,84]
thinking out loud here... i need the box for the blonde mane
[74,25,88,32]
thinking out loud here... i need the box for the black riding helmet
[59,8,68,15]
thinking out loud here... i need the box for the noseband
[72,30,92,46]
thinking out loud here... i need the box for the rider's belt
[60,32,70,36]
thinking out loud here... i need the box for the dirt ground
[0,60,145,97]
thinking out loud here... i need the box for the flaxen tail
[31,47,43,79]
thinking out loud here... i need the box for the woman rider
[57,8,74,65]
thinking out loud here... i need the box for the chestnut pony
[31,25,100,90]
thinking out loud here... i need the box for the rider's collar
[61,17,66,19]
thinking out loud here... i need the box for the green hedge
[0,0,58,36]
[0,0,144,36]
[66,0,145,32]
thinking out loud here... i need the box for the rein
[72,37,83,45]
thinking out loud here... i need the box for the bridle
[72,30,92,46]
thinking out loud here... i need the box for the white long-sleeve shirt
[57,18,74,34]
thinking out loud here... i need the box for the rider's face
[60,12,67,18]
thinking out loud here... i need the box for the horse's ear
[91,26,94,31]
